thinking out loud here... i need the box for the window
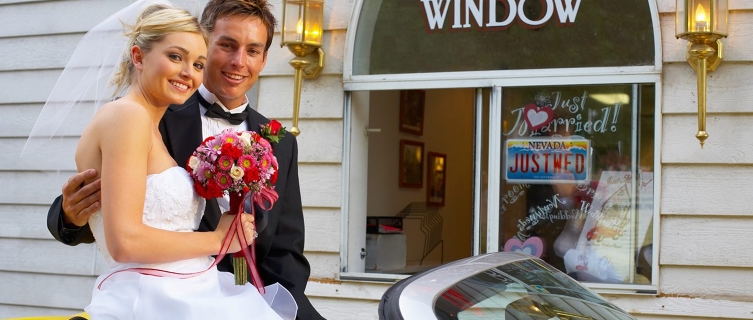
[343,0,660,291]
[497,84,655,285]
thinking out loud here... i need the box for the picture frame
[399,139,424,188]
[426,152,446,206]
[399,90,425,136]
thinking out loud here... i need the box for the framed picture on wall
[399,139,424,188]
[426,152,446,206]
[399,90,425,136]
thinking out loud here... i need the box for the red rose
[270,169,278,185]
[268,120,282,135]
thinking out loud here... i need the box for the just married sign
[505,138,591,184]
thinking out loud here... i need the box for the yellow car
[2,313,88,320]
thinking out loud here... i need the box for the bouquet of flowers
[187,129,280,203]
[185,121,286,292]
[96,122,286,291]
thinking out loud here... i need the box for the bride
[31,1,296,319]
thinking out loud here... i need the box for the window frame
[340,0,663,293]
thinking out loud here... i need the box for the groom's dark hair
[201,0,277,52]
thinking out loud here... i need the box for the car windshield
[434,259,634,320]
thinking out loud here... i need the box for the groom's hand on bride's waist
[62,168,102,227]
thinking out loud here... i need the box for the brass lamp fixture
[676,0,728,148]
[281,0,325,136]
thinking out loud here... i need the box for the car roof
[394,252,534,319]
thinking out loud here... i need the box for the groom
[46,0,324,319]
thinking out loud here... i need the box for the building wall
[1,0,752,319]
[614,1,753,319]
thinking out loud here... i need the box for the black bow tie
[198,95,249,125]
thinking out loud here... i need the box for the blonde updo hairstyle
[111,4,208,95]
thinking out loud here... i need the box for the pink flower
[237,155,256,170]
[219,130,238,145]
[218,155,234,171]
[259,153,273,170]
[215,172,232,189]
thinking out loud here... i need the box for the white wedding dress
[85,166,297,319]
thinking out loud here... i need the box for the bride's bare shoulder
[93,99,151,125]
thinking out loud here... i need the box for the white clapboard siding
[663,63,753,114]
[290,119,344,163]
[661,165,753,215]
[0,171,70,205]
[605,295,753,319]
[662,114,753,164]
[303,208,341,253]
[660,266,753,301]
[0,204,54,239]
[263,30,347,76]
[0,104,44,137]
[0,137,78,171]
[258,75,345,119]
[660,11,753,63]
[0,0,131,38]
[0,69,62,104]
[305,252,340,280]
[306,280,391,301]
[265,0,351,31]
[0,33,83,72]
[0,102,100,137]
[308,297,380,320]
[298,163,342,207]
[660,216,753,267]
[0,271,95,310]
[0,238,98,276]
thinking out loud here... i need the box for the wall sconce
[281,0,325,136]
[676,0,728,148]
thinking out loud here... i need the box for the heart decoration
[504,236,545,258]
[523,103,554,131]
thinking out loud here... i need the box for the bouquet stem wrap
[228,191,264,292]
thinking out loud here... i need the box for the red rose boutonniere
[260,120,286,144]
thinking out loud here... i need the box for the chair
[397,202,444,265]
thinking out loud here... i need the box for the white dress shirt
[197,85,250,213]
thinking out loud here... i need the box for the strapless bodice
[89,166,206,269]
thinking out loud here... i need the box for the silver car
[379,252,637,320]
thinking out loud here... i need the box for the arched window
[342,0,660,291]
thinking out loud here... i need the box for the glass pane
[364,89,477,274]
[497,84,655,285]
[353,0,654,75]
[433,258,635,320]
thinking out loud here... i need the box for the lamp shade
[676,0,728,39]
[281,0,324,55]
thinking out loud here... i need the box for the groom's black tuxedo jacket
[48,92,324,320]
